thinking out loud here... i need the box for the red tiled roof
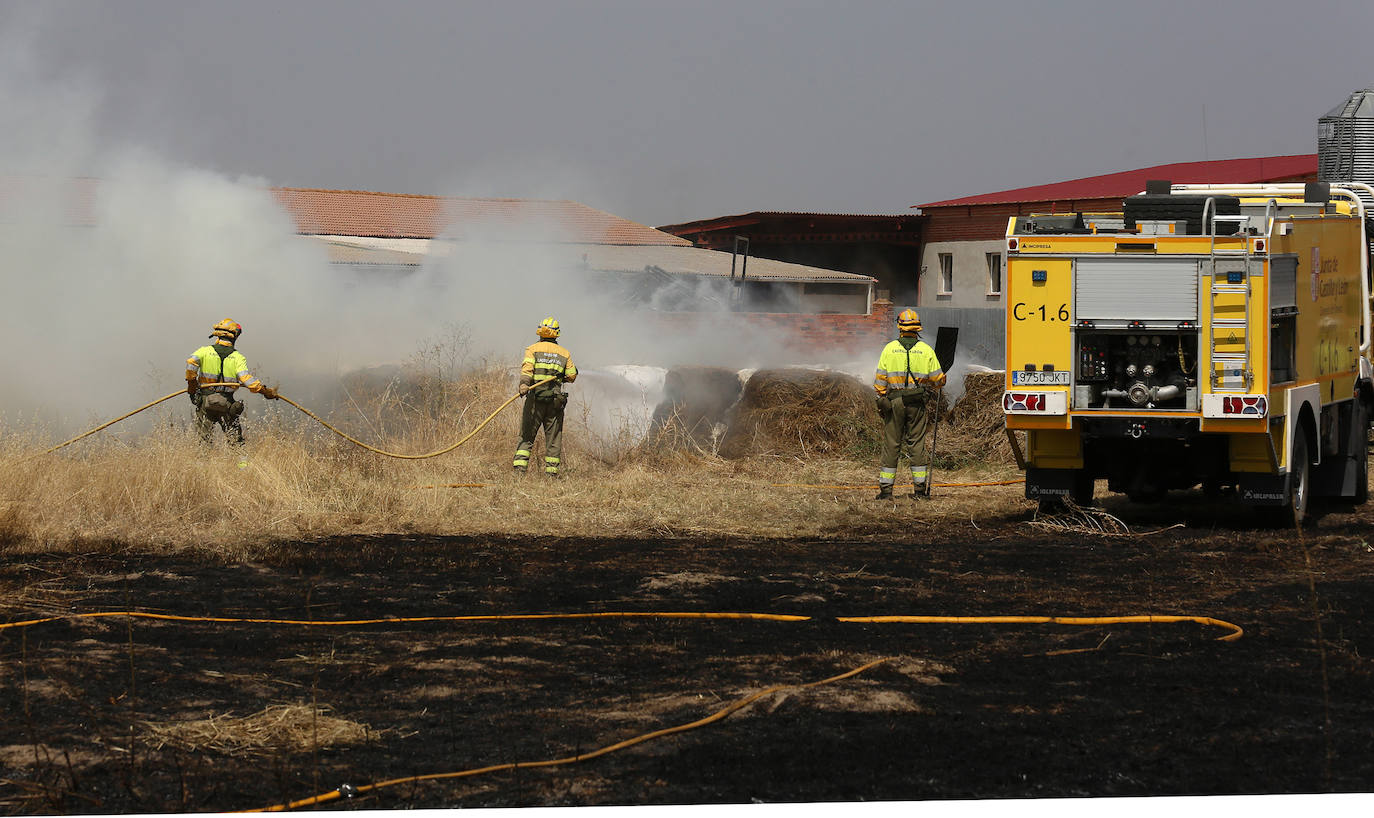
[273,188,690,245]
[917,155,1318,209]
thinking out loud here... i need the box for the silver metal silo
[1319,88,1374,196]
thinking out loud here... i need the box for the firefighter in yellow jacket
[513,317,578,476]
[873,309,946,499]
[185,319,279,444]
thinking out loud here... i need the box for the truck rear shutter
[1075,259,1199,322]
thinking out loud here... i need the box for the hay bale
[939,369,1021,466]
[718,368,880,459]
[650,366,743,448]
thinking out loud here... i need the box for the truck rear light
[1008,238,1019,251]
[1002,391,1068,415]
[1222,396,1266,415]
[1202,394,1268,418]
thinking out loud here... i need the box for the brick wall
[647,299,895,359]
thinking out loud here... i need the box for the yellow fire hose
[247,657,896,812]
[33,377,557,461]
[0,608,1242,640]
[771,479,1026,490]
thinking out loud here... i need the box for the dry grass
[141,704,373,755]
[0,365,1029,557]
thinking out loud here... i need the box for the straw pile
[142,704,373,755]
[939,369,1021,467]
[718,368,880,460]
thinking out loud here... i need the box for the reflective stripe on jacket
[186,342,264,394]
[519,340,577,387]
[873,338,945,396]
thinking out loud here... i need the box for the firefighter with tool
[872,308,946,499]
[185,319,279,444]
[513,316,577,476]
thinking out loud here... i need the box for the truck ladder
[1206,211,1252,391]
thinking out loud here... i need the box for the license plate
[1012,370,1070,386]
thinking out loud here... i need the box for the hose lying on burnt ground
[247,657,898,812]
[0,608,1243,809]
[0,608,1246,640]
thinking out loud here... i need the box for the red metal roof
[274,187,690,245]
[917,155,1318,209]
[0,177,688,246]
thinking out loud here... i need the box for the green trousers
[513,394,566,474]
[194,392,245,444]
[877,392,931,487]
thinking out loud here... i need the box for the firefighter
[872,308,946,499]
[185,319,279,444]
[513,316,577,476]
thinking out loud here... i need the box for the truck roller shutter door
[1075,259,1200,322]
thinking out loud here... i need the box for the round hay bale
[650,366,743,447]
[719,368,880,460]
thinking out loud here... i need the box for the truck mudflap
[1236,473,1291,506]
[1025,468,1093,503]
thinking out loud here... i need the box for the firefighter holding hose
[872,308,945,500]
[513,316,577,476]
[185,319,279,444]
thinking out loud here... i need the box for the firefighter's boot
[874,484,893,500]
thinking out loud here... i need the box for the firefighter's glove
[519,384,530,397]
[187,381,198,402]
[261,386,280,400]
[875,395,891,418]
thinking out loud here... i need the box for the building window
[986,252,1003,296]
[937,254,953,296]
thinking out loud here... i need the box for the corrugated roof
[307,236,873,284]
[578,245,875,284]
[917,155,1317,209]
[657,210,920,236]
[274,187,691,245]
[311,237,873,284]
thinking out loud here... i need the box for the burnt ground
[2,497,1374,813]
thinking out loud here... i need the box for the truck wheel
[1354,399,1369,505]
[1289,432,1311,525]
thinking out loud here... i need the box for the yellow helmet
[897,308,922,334]
[210,318,242,342]
[536,316,560,339]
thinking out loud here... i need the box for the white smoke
[0,18,873,442]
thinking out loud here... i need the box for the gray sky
[7,0,1374,227]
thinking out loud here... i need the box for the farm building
[275,188,879,317]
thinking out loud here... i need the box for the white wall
[918,239,1006,309]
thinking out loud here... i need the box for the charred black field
[3,498,1374,813]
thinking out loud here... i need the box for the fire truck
[1002,181,1373,523]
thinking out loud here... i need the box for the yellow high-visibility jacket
[873,337,945,396]
[520,340,577,388]
[186,341,266,395]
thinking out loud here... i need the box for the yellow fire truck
[1002,181,1373,522]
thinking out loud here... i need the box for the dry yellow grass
[0,366,1029,557]
[141,704,373,755]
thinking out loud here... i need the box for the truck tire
[1289,432,1311,526]
[1355,399,1369,505]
